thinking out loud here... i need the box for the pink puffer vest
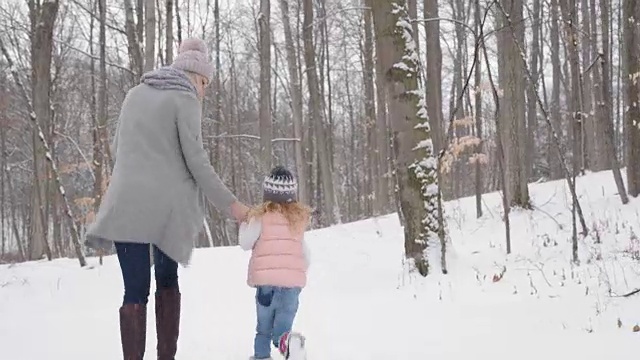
[247,212,307,288]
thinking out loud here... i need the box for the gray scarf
[140,66,197,94]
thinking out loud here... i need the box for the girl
[239,166,311,360]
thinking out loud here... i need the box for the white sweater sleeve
[238,217,262,251]
[302,236,311,269]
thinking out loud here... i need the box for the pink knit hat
[171,38,214,82]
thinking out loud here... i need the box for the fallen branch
[611,288,640,298]
[0,36,87,267]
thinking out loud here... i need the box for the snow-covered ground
[1,170,639,359]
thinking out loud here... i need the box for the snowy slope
[1,170,639,359]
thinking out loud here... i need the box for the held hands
[230,201,250,223]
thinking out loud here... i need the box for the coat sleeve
[175,92,237,216]
[302,236,311,269]
[239,216,262,250]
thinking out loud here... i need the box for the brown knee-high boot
[155,287,181,360]
[119,304,147,360]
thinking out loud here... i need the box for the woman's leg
[116,242,152,304]
[153,245,180,360]
[115,242,152,360]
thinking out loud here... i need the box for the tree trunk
[145,0,156,72]
[303,0,339,224]
[370,0,391,213]
[560,0,585,180]
[95,0,107,213]
[0,37,87,267]
[480,15,512,254]
[6,170,25,261]
[590,0,606,171]
[124,0,144,81]
[498,0,530,208]
[599,0,629,204]
[549,0,563,179]
[166,0,174,63]
[279,0,307,204]
[0,74,5,258]
[581,0,596,171]
[526,0,541,180]
[625,0,640,196]
[29,0,59,261]
[474,0,483,218]
[363,0,378,216]
[259,0,273,172]
[175,0,182,44]
[423,0,443,156]
[372,0,443,276]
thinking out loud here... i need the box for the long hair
[248,201,312,232]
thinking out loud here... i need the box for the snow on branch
[390,1,443,275]
[205,133,301,142]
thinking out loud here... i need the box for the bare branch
[205,133,300,142]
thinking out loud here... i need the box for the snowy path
[2,171,640,359]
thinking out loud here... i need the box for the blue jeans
[115,242,179,305]
[253,286,302,359]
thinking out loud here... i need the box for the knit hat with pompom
[263,166,298,204]
[171,38,214,82]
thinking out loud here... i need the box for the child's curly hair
[248,201,312,232]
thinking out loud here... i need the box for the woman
[85,38,248,359]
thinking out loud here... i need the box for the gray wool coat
[85,67,237,265]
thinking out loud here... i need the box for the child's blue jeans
[253,285,302,359]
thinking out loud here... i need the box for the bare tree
[362,0,377,216]
[423,0,443,155]
[279,0,307,204]
[28,0,60,261]
[0,37,87,267]
[599,0,628,204]
[625,0,640,196]
[124,0,144,80]
[372,0,443,276]
[474,0,483,218]
[259,0,272,171]
[166,0,174,63]
[303,0,340,224]
[94,0,107,212]
[549,0,563,179]
[145,0,156,71]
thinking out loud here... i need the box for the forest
[0,0,639,277]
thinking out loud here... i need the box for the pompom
[178,38,207,54]
[269,165,293,181]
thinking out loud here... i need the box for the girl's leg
[271,287,301,351]
[115,242,151,360]
[254,286,276,359]
[153,245,180,360]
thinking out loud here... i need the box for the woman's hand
[230,201,250,222]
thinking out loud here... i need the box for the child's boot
[278,332,307,360]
